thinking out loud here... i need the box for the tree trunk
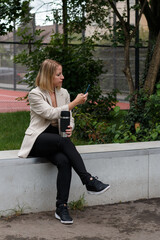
[140,0,160,74]
[123,38,135,94]
[144,31,160,94]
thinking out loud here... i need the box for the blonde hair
[35,59,61,92]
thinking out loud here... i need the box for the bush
[75,89,119,120]
[73,90,126,143]
[112,85,160,143]
[73,84,160,144]
[15,31,104,100]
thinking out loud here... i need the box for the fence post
[13,20,16,91]
[135,0,139,91]
[113,1,117,89]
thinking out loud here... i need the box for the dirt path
[1,198,160,240]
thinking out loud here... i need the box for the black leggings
[29,125,91,206]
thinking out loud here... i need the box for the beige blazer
[18,86,74,158]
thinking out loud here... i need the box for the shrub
[112,84,160,143]
[73,91,126,144]
[15,31,104,100]
[74,89,119,120]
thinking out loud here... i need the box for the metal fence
[0,41,147,94]
[94,46,147,95]
[0,5,148,99]
[0,41,28,91]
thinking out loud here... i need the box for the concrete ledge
[1,142,160,216]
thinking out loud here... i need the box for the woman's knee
[52,152,71,169]
[59,137,76,151]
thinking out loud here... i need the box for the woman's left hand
[65,125,72,137]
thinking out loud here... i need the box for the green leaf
[151,132,158,140]
[135,126,140,133]
[156,83,160,89]
[114,133,120,139]
[131,135,137,141]
[114,106,120,113]
[157,89,160,96]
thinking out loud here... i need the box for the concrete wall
[1,142,160,216]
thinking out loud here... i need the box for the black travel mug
[60,111,70,137]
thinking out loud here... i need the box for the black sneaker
[55,204,73,224]
[86,176,110,195]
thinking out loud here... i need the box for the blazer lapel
[39,87,52,106]
[39,87,64,107]
[55,88,64,107]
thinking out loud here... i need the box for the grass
[0,110,128,151]
[69,193,86,210]
[0,111,30,151]
[0,203,30,220]
[0,111,89,151]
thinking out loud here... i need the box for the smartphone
[85,84,90,94]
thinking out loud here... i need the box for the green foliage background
[15,31,103,100]
[0,0,31,35]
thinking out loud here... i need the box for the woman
[18,59,110,224]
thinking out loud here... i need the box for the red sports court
[0,89,129,113]
[0,89,30,113]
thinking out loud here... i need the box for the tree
[107,0,147,95]
[140,0,160,50]
[144,31,160,94]
[67,0,160,97]
[15,33,103,100]
[16,0,160,98]
[67,0,146,95]
[139,0,160,94]
[0,0,31,36]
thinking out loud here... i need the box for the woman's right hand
[68,93,88,110]
[74,93,88,105]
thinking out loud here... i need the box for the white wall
[0,142,160,216]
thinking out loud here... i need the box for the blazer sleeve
[65,90,75,130]
[29,90,69,120]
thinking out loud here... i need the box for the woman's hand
[74,93,88,105]
[68,92,88,111]
[65,125,72,137]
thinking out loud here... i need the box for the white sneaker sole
[55,212,73,224]
[87,185,110,195]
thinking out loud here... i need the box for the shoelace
[61,206,69,216]
[91,176,99,182]
[92,176,103,186]
[89,176,99,185]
